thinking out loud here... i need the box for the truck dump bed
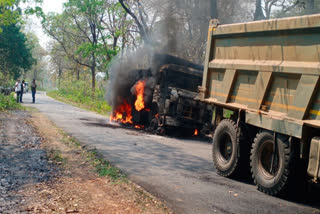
[200,14,320,139]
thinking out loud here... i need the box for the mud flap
[307,137,320,182]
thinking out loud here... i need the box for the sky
[23,0,67,48]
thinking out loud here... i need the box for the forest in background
[0,0,319,111]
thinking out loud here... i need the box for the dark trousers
[32,91,36,103]
[20,91,23,103]
[16,91,21,103]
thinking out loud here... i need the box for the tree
[254,0,266,20]
[305,0,316,13]
[119,0,159,45]
[24,33,47,86]
[252,0,320,20]
[43,0,126,95]
[117,0,252,63]
[49,41,77,87]
[0,0,43,32]
[0,0,21,32]
[0,24,35,82]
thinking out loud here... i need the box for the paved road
[23,92,319,214]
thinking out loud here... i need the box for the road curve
[23,92,319,214]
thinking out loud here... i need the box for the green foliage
[0,0,20,30]
[0,77,15,88]
[94,156,125,180]
[85,149,125,180]
[0,24,35,79]
[64,0,121,67]
[48,149,67,165]
[223,109,234,119]
[24,6,45,21]
[0,0,43,31]
[0,93,21,111]
[43,0,127,85]
[48,80,112,115]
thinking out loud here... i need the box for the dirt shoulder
[0,109,171,214]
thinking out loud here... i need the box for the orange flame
[134,80,146,112]
[193,129,199,136]
[111,79,149,127]
[110,101,133,124]
[134,125,145,129]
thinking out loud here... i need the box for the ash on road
[22,92,320,214]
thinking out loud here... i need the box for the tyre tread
[250,132,291,196]
[212,119,241,177]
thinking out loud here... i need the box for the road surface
[22,92,320,214]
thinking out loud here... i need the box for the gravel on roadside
[0,111,58,213]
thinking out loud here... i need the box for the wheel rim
[258,140,280,180]
[218,133,233,163]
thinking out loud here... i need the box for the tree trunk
[91,54,96,97]
[119,0,151,44]
[58,67,62,88]
[254,0,265,21]
[121,33,126,58]
[77,69,80,81]
[113,37,118,52]
[210,0,218,19]
[306,0,315,14]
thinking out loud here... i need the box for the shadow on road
[83,117,320,211]
[84,118,213,143]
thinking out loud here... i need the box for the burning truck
[108,53,213,136]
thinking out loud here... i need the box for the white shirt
[15,82,21,92]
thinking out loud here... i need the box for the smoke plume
[106,47,155,110]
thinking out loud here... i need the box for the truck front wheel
[250,132,291,196]
[212,119,240,177]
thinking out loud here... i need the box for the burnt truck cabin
[130,54,213,134]
[199,14,320,196]
[152,64,213,134]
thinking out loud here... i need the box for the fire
[193,129,199,136]
[110,100,133,124]
[134,80,146,112]
[111,79,149,128]
[134,125,145,129]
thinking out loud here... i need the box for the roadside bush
[0,93,21,111]
[48,80,112,114]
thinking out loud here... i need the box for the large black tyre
[212,119,241,177]
[250,132,291,196]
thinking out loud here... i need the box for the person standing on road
[31,79,37,104]
[15,79,21,103]
[20,80,25,103]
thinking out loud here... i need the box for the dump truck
[199,14,320,196]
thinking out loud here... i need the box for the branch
[118,0,150,44]
[281,1,302,14]
[70,13,93,43]
[44,24,91,68]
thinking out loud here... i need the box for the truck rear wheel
[212,119,240,177]
[250,132,291,196]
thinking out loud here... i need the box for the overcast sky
[23,0,67,48]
